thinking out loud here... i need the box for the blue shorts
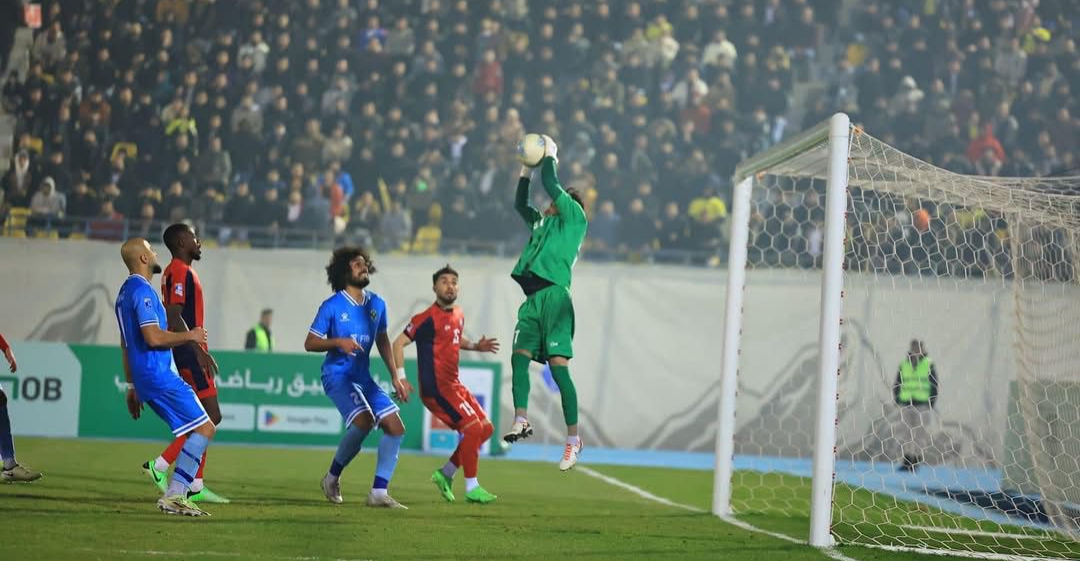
[146,383,210,437]
[322,373,399,428]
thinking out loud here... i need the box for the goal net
[713,113,1080,560]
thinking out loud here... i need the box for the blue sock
[372,434,402,490]
[167,433,209,496]
[329,424,370,477]
[0,403,14,469]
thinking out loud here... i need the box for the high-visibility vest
[898,357,932,403]
[252,325,273,352]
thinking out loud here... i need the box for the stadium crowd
[0,0,1076,273]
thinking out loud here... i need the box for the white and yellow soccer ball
[516,133,548,168]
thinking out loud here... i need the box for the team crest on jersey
[143,297,153,310]
[173,283,184,297]
[340,312,349,322]
[444,325,451,331]
[370,309,378,321]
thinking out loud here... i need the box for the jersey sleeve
[163,268,189,306]
[309,300,333,339]
[514,176,542,226]
[403,310,429,341]
[134,286,162,328]
[376,300,388,334]
[541,157,587,225]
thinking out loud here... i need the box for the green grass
[0,438,1066,561]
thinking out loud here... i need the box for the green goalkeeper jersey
[511,157,588,290]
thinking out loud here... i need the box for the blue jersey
[115,274,184,401]
[309,290,388,381]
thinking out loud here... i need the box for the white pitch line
[898,524,1052,542]
[853,543,1054,561]
[76,548,373,561]
[576,466,859,561]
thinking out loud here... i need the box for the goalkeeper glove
[542,134,558,163]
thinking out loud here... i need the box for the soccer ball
[516,133,547,168]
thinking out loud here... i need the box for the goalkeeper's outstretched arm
[539,156,567,201]
[514,165,542,225]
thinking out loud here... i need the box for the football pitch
[0,438,971,561]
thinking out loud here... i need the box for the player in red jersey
[140,223,229,503]
[0,334,42,482]
[392,265,500,504]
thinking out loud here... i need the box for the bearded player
[502,136,588,471]
[141,223,228,504]
[392,265,500,504]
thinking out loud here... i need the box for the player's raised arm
[514,166,542,225]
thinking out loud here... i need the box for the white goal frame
[711,113,852,548]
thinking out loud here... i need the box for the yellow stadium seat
[202,238,220,248]
[229,240,251,249]
[4,207,30,237]
[69,232,87,240]
[411,225,442,254]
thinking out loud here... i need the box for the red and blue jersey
[404,304,464,392]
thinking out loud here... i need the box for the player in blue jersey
[115,238,216,517]
[304,246,413,508]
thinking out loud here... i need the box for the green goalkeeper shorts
[513,285,575,363]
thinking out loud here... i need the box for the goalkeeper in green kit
[502,135,588,471]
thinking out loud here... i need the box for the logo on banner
[256,405,341,434]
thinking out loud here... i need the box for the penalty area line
[576,466,859,561]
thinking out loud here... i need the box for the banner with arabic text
[69,344,501,451]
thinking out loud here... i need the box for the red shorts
[422,381,486,431]
[178,365,217,400]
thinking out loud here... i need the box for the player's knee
[481,421,494,440]
[352,413,375,431]
[208,410,223,425]
[513,349,533,360]
[379,413,406,437]
[193,421,216,439]
[549,356,569,367]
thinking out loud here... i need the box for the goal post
[713,112,1080,560]
[712,113,851,543]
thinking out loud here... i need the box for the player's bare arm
[166,304,219,377]
[0,334,15,373]
[303,332,362,354]
[391,332,412,377]
[2,346,15,374]
[377,332,412,403]
[461,335,500,354]
[141,323,206,349]
[120,338,141,420]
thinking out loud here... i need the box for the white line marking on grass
[898,524,1051,541]
[76,548,374,561]
[852,543,1053,561]
[577,466,859,561]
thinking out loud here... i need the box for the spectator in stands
[27,177,66,235]
[589,201,620,254]
[2,151,34,210]
[67,182,97,219]
[379,199,412,252]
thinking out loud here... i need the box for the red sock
[459,423,492,479]
[161,434,188,464]
[196,450,207,479]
